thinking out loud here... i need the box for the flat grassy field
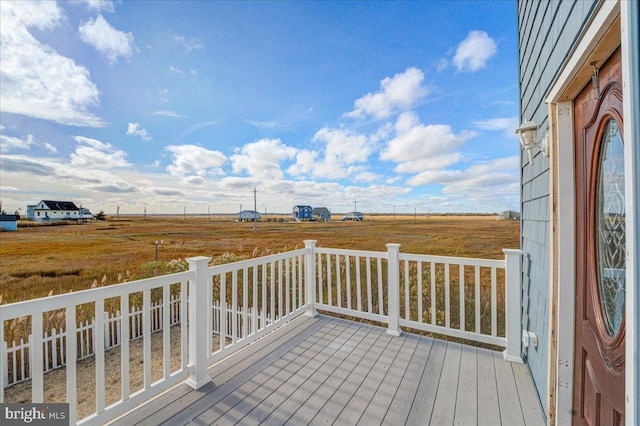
[0,215,519,305]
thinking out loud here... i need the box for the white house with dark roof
[26,200,80,222]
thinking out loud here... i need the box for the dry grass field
[1,215,519,418]
[0,215,519,305]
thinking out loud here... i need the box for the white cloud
[380,112,475,173]
[169,66,184,75]
[82,0,115,13]
[231,138,297,180]
[79,14,135,64]
[473,116,519,138]
[452,31,497,72]
[435,58,449,72]
[0,1,103,127]
[165,144,227,176]
[0,134,34,153]
[173,35,204,53]
[286,150,317,176]
[245,119,279,129]
[71,136,130,168]
[43,142,58,154]
[153,110,186,118]
[314,127,373,165]
[404,158,520,210]
[345,67,430,120]
[126,122,153,141]
[407,157,519,189]
[178,120,221,139]
[302,127,375,180]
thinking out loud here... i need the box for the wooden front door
[573,47,625,426]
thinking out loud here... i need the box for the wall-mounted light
[515,118,549,164]
[591,62,601,99]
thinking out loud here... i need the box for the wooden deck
[115,315,544,426]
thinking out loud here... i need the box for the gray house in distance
[341,212,364,221]
[238,210,261,222]
[312,207,331,222]
[516,1,638,424]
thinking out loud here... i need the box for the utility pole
[183,206,186,221]
[253,187,257,232]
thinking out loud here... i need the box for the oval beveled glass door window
[595,119,626,337]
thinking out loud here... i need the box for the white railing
[2,296,182,388]
[310,242,522,358]
[0,241,522,425]
[1,271,191,426]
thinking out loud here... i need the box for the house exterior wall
[517,0,599,417]
[293,206,312,219]
[0,216,18,231]
[312,208,331,221]
[238,211,260,221]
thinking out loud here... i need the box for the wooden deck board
[429,341,462,425]
[513,362,545,425]
[118,314,323,426]
[300,328,392,425]
[381,336,434,426]
[405,337,448,425]
[275,324,382,425]
[115,315,544,426]
[357,333,419,425]
[453,343,478,425]
[494,349,526,425]
[477,347,501,426]
[188,320,349,425]
[160,316,341,426]
[331,328,407,424]
[231,322,365,425]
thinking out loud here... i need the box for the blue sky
[0,0,520,215]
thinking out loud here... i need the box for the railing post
[304,240,318,317]
[386,243,402,336]
[503,249,524,363]
[186,256,212,389]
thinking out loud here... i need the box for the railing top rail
[398,252,506,268]
[315,247,388,258]
[0,270,193,321]
[207,248,308,275]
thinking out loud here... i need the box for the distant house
[499,210,520,220]
[238,210,261,222]
[341,212,364,221]
[79,207,94,223]
[0,214,18,231]
[312,207,331,222]
[26,200,80,222]
[292,205,312,222]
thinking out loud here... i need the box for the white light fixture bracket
[515,118,549,164]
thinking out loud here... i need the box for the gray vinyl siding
[517,0,599,418]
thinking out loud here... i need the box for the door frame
[544,0,638,424]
